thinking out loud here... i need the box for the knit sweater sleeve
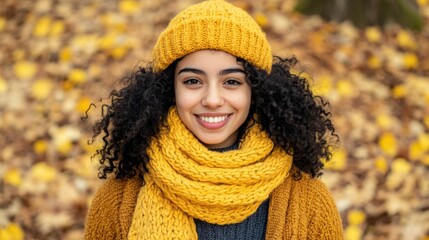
[84,177,142,240]
[307,179,344,240]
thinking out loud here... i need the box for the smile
[195,114,231,130]
[199,115,228,123]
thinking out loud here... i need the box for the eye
[224,79,242,86]
[183,78,201,85]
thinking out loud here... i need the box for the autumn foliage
[0,0,429,239]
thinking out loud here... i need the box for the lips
[195,114,231,130]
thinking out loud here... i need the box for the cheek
[175,92,195,106]
[230,89,251,110]
[174,89,199,115]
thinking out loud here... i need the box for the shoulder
[292,174,344,238]
[267,172,343,239]
[84,177,142,239]
[288,174,339,216]
[89,177,138,209]
[292,174,333,200]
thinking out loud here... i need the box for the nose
[201,84,224,108]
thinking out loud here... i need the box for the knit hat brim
[151,0,272,73]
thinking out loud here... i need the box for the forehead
[176,50,242,72]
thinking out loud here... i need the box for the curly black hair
[91,56,338,180]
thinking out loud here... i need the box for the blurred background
[0,0,428,239]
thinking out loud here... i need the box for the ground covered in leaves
[0,0,429,239]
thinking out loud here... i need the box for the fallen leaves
[344,210,366,240]
[31,78,54,100]
[3,169,22,187]
[13,61,37,80]
[0,223,24,240]
[379,132,399,157]
[365,26,382,43]
[1,0,429,239]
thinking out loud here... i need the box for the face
[174,50,251,149]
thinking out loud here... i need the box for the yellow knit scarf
[128,107,292,239]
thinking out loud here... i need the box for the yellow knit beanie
[152,0,272,73]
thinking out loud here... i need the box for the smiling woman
[174,50,251,149]
[84,0,344,239]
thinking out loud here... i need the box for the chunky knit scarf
[128,107,293,239]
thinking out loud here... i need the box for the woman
[84,0,344,239]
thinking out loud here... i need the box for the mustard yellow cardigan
[84,173,344,239]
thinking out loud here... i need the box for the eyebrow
[177,68,245,76]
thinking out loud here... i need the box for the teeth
[200,115,227,123]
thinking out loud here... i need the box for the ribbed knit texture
[151,0,272,73]
[196,141,268,240]
[84,169,344,239]
[127,107,292,239]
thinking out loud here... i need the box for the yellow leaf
[68,69,87,84]
[119,0,140,15]
[379,132,398,157]
[254,13,269,28]
[396,30,417,50]
[31,78,53,100]
[50,20,65,37]
[3,168,22,187]
[30,162,57,182]
[417,0,428,6]
[409,140,424,160]
[34,139,48,154]
[417,133,429,150]
[367,55,382,69]
[375,156,388,173]
[376,114,393,129]
[0,17,6,32]
[347,209,366,225]
[325,148,347,170]
[387,158,412,189]
[365,26,382,43]
[99,34,115,50]
[424,115,429,129]
[0,228,9,240]
[13,61,37,79]
[110,46,128,60]
[76,97,92,114]
[391,158,411,174]
[344,225,362,240]
[58,141,73,155]
[0,75,8,93]
[402,53,419,69]
[59,47,72,62]
[392,85,407,99]
[312,75,332,96]
[5,223,24,240]
[33,16,52,38]
[336,79,354,97]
